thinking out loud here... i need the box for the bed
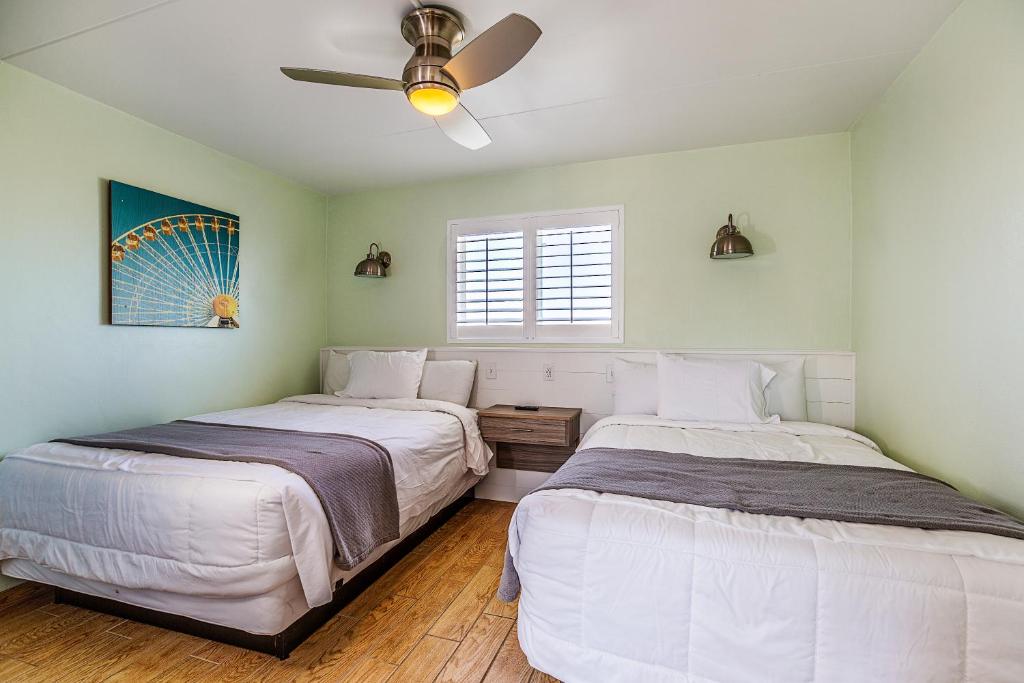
[506,415,1024,683]
[0,393,491,657]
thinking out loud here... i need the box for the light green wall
[852,0,1024,518]
[0,64,327,456]
[327,133,853,349]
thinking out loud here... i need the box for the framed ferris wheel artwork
[109,181,240,328]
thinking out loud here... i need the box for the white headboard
[320,347,855,433]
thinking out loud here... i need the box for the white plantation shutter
[536,225,613,324]
[455,230,525,326]
[448,207,622,342]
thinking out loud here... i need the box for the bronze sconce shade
[709,214,754,259]
[354,242,392,277]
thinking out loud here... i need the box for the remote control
[514,405,541,411]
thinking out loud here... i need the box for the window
[448,206,623,343]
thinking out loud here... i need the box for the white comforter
[510,416,1024,683]
[0,395,490,609]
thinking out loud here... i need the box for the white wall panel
[322,347,856,501]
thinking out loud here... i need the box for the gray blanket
[497,447,1024,601]
[55,420,399,570]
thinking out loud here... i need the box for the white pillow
[418,360,477,407]
[323,351,350,395]
[657,354,777,423]
[763,358,807,421]
[613,358,657,415]
[685,355,807,422]
[341,349,428,400]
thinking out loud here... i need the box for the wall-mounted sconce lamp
[353,242,392,278]
[709,214,753,259]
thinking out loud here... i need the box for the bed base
[53,488,475,659]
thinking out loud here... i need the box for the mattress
[0,394,491,616]
[510,416,1024,683]
[1,468,480,635]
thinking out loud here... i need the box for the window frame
[447,205,624,344]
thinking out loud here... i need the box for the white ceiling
[1,0,961,194]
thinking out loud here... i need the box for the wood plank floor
[0,500,560,682]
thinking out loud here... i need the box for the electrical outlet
[606,364,614,383]
[542,363,554,381]
[485,363,498,380]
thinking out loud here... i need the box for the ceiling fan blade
[280,68,404,90]
[435,104,491,150]
[442,14,541,90]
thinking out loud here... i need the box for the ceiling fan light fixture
[280,6,540,148]
[406,83,460,117]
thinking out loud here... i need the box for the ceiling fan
[281,6,541,150]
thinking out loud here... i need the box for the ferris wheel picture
[109,181,240,328]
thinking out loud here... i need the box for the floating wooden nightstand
[478,405,582,473]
